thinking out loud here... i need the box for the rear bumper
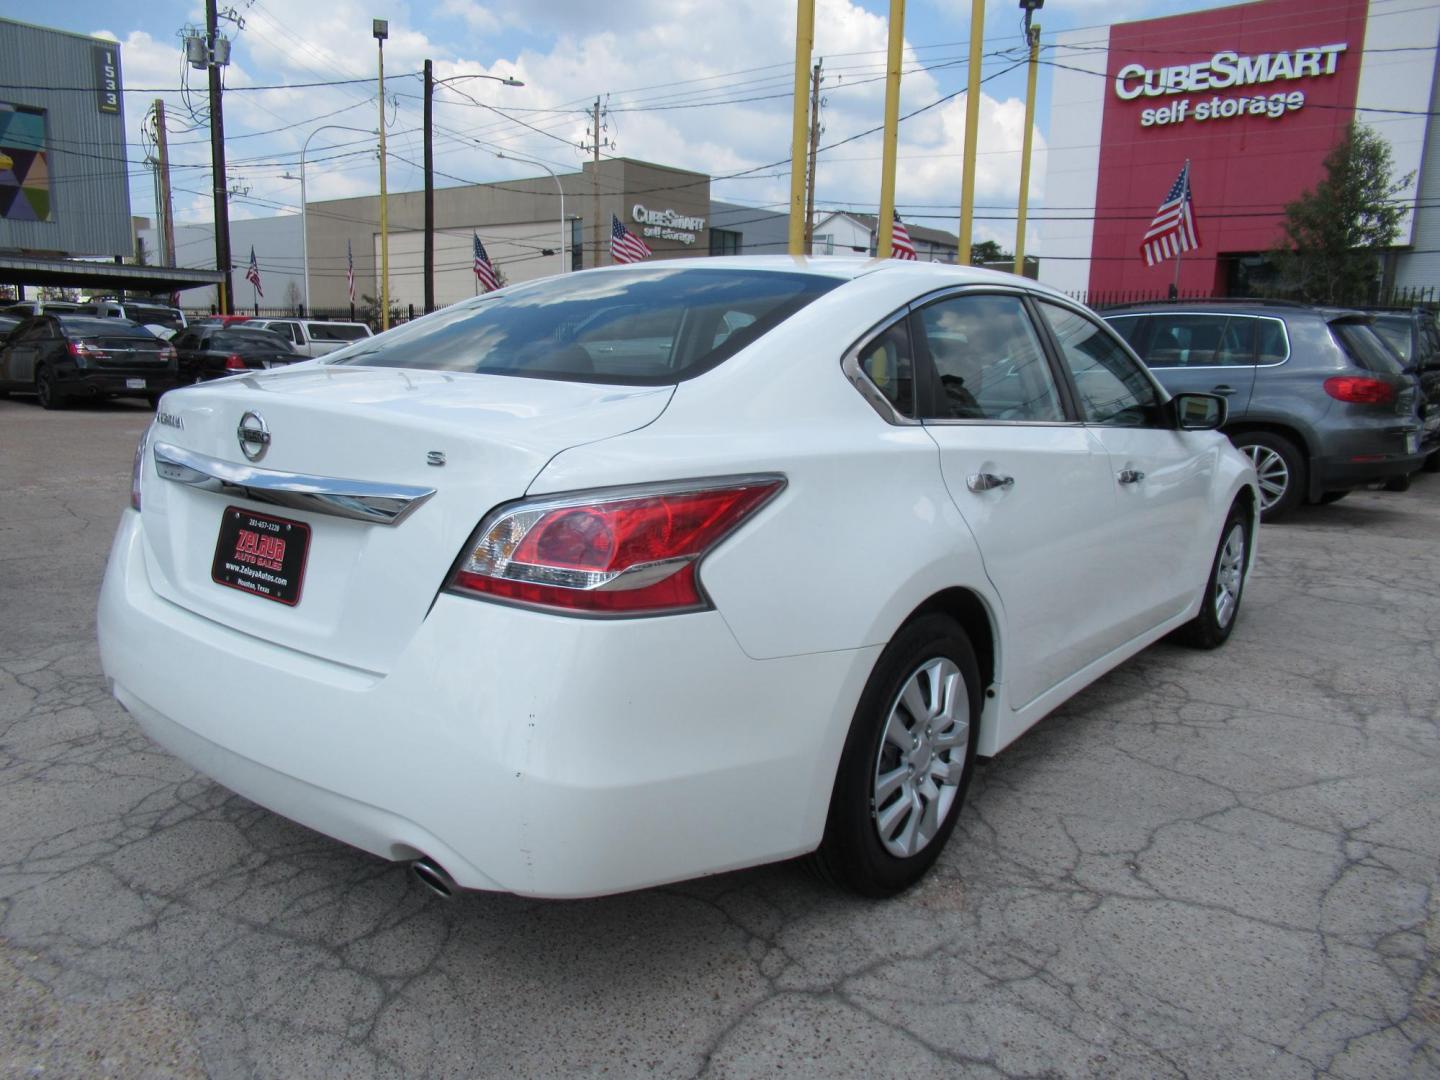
[1309,425,1426,494]
[57,366,181,398]
[98,511,876,897]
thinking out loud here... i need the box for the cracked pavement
[0,396,1436,1078]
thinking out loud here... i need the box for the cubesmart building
[1039,0,1440,299]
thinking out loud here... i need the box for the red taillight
[224,353,246,370]
[67,340,105,360]
[160,344,177,361]
[447,477,785,615]
[1324,376,1396,405]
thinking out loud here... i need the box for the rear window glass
[331,267,841,383]
[56,317,155,338]
[1370,317,1411,362]
[214,329,289,349]
[1331,322,1406,376]
[307,323,369,341]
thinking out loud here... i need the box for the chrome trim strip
[152,441,436,525]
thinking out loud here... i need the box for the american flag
[610,215,652,264]
[890,211,917,260]
[472,232,499,292]
[1141,161,1200,267]
[245,246,263,298]
[346,239,356,303]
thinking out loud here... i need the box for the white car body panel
[98,257,1258,896]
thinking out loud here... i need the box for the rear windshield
[331,267,841,383]
[307,323,369,341]
[1369,316,1423,364]
[214,328,290,350]
[56,317,156,338]
[1331,321,1406,376]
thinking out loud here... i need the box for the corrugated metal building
[0,18,133,258]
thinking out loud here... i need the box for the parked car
[0,314,20,339]
[1105,301,1424,517]
[1368,310,1440,474]
[78,299,187,338]
[249,318,372,357]
[99,259,1257,900]
[0,314,181,409]
[189,314,256,326]
[2,300,81,317]
[170,324,302,383]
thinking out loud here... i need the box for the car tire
[813,615,981,898]
[35,364,66,411]
[1177,504,1249,650]
[1232,432,1304,519]
[1424,451,1440,474]
[1317,490,1350,505]
[1383,474,1412,493]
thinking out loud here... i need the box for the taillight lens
[224,353,246,370]
[67,340,104,362]
[1324,376,1396,405]
[130,425,152,511]
[446,476,785,615]
[160,344,177,361]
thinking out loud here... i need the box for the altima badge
[237,411,271,462]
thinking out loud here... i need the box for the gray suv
[1105,302,1424,518]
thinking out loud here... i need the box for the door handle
[1211,385,1237,395]
[1118,468,1146,484]
[967,472,1015,493]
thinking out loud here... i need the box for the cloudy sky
[13,0,1224,249]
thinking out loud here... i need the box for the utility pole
[803,60,822,255]
[957,0,985,266]
[1014,6,1042,277]
[153,99,176,267]
[591,97,602,267]
[423,60,435,313]
[787,0,815,255]
[206,0,233,313]
[374,19,390,331]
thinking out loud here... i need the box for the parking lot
[0,395,1436,1079]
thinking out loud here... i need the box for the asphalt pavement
[0,395,1436,1079]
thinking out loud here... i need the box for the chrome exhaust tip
[409,857,459,900]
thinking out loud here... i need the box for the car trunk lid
[139,365,674,672]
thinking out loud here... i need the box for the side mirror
[1172,392,1227,431]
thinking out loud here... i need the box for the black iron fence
[1068,285,1438,312]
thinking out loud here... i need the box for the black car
[171,325,302,382]
[1369,310,1440,473]
[0,315,181,409]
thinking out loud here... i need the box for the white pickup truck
[250,319,372,358]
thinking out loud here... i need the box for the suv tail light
[224,353,246,371]
[1324,376,1395,405]
[446,476,785,615]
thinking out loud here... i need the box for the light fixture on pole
[285,124,375,316]
[374,18,390,331]
[493,149,566,274]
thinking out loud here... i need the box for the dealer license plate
[126,377,146,389]
[211,506,310,606]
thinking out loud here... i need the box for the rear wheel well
[1224,421,1312,462]
[903,588,996,693]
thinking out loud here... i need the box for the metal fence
[1067,285,1438,312]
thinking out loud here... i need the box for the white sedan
[98,258,1258,899]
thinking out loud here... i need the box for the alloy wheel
[1214,522,1245,628]
[1241,444,1289,511]
[871,657,969,858]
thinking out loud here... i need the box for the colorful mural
[0,104,50,222]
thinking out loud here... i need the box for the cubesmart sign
[1087,0,1368,296]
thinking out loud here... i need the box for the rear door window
[856,318,914,418]
[915,293,1064,422]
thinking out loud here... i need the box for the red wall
[1089,0,1368,294]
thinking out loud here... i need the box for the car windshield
[307,323,369,341]
[331,267,841,384]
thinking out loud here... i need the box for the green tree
[1271,124,1412,306]
[969,239,1009,266]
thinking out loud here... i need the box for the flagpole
[1172,159,1190,299]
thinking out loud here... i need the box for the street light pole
[495,150,566,274]
[288,124,375,316]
